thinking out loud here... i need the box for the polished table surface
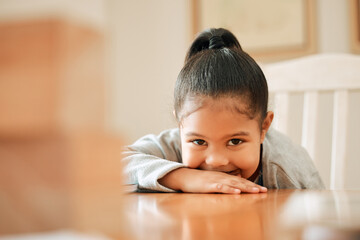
[119,189,360,240]
[1,189,360,240]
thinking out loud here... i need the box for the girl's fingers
[259,186,268,192]
[242,183,267,193]
[210,183,241,194]
[199,171,267,194]
[227,177,267,193]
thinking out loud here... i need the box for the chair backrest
[262,53,360,190]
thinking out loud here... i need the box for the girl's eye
[192,139,207,146]
[228,139,242,146]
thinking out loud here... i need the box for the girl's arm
[122,128,185,192]
[159,168,267,194]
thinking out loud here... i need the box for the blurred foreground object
[0,19,104,136]
[0,19,125,238]
[0,133,124,236]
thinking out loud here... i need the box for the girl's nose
[205,153,229,167]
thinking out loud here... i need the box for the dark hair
[174,28,268,123]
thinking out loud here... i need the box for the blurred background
[0,0,359,238]
[0,0,356,142]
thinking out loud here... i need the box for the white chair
[263,53,360,190]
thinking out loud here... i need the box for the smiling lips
[225,169,242,176]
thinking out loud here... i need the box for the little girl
[123,28,324,193]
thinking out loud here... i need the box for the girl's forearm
[158,167,192,191]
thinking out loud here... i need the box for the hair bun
[209,35,225,49]
[185,28,242,62]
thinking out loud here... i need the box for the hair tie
[209,35,225,49]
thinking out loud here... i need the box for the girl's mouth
[225,169,242,176]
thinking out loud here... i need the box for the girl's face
[179,97,273,180]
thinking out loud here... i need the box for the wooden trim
[250,0,317,62]
[350,0,360,53]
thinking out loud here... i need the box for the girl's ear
[260,111,274,143]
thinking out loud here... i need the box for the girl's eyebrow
[227,131,250,137]
[185,132,206,138]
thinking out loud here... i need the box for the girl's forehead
[180,96,263,136]
[181,96,252,119]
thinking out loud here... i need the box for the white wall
[317,0,350,53]
[104,0,191,144]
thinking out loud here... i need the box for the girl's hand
[158,168,267,194]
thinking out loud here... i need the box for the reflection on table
[1,189,360,239]
[122,190,360,240]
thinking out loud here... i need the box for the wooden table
[118,189,360,240]
[1,189,360,239]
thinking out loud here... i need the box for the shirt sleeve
[262,128,326,190]
[267,161,325,189]
[122,128,186,192]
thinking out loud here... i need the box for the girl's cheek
[232,148,259,168]
[182,148,203,168]
[246,152,261,168]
